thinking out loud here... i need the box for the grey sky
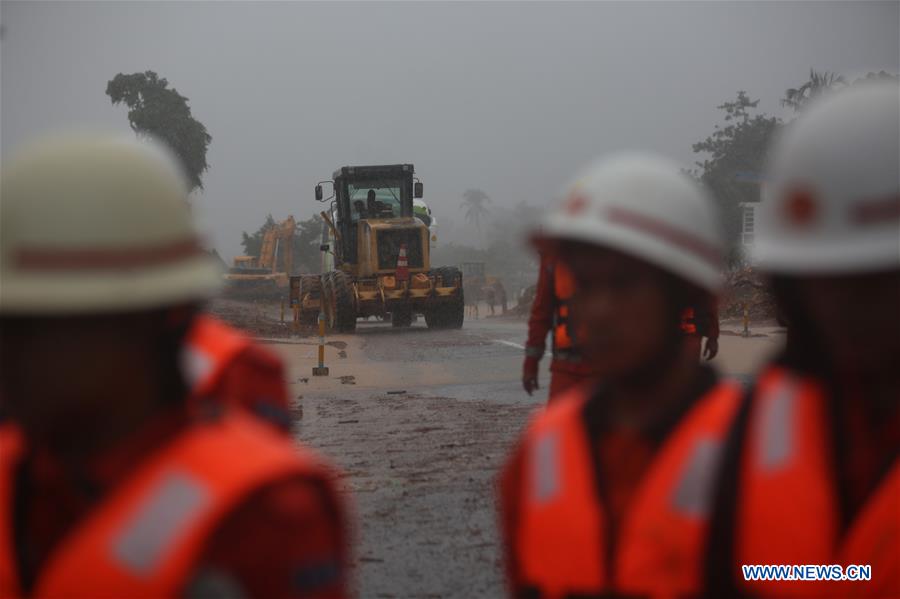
[2,1,898,258]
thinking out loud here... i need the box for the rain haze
[2,3,900,597]
[2,1,897,260]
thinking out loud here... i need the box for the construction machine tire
[391,305,413,328]
[297,275,321,325]
[323,271,357,333]
[425,267,465,329]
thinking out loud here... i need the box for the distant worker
[413,198,433,227]
[0,135,349,598]
[681,298,719,362]
[353,199,367,220]
[705,82,900,598]
[185,314,292,432]
[501,153,741,599]
[414,198,438,250]
[496,280,508,315]
[484,284,497,316]
[522,253,596,400]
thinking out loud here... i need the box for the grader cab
[290,164,464,332]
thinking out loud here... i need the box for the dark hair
[153,304,200,405]
[767,275,831,376]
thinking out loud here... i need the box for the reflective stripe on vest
[0,415,331,598]
[553,263,576,351]
[515,382,741,599]
[737,366,900,598]
[183,315,252,399]
[681,307,698,335]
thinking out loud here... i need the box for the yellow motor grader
[290,164,464,332]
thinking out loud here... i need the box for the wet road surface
[266,314,782,597]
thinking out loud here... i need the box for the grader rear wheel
[425,267,465,329]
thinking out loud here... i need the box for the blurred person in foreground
[500,153,742,598]
[0,135,349,598]
[704,81,900,598]
[522,252,599,400]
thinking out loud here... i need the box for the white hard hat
[754,81,900,274]
[537,152,724,292]
[0,134,222,315]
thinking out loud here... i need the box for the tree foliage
[293,215,326,273]
[693,70,898,266]
[782,69,845,112]
[855,70,900,83]
[782,69,898,113]
[106,71,212,192]
[240,214,276,258]
[692,91,781,265]
[460,188,492,231]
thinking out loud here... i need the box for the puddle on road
[425,381,545,405]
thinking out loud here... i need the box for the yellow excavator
[224,216,296,298]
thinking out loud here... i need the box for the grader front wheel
[323,271,357,333]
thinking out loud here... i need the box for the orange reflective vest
[184,315,289,429]
[0,415,335,598]
[730,366,900,598]
[183,315,255,400]
[553,264,576,352]
[680,307,698,335]
[512,381,741,599]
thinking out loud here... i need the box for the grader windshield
[347,180,405,221]
[333,165,417,265]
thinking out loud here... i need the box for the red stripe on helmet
[606,206,721,268]
[16,239,203,271]
[851,194,900,225]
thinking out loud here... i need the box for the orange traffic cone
[396,243,409,281]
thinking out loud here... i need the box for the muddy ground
[295,389,532,597]
[228,301,784,598]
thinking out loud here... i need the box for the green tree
[240,214,276,258]
[782,69,845,112]
[293,214,325,273]
[106,71,212,192]
[460,188,492,231]
[692,91,781,265]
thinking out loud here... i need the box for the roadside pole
[742,302,751,337]
[313,311,329,376]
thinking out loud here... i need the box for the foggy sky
[2,1,898,259]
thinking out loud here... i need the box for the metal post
[313,312,329,376]
[280,299,285,324]
[742,302,750,337]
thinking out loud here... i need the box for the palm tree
[782,69,845,112]
[461,188,491,231]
